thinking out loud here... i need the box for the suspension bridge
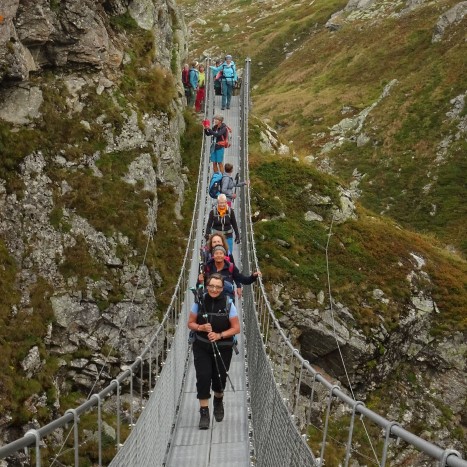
[0,59,465,467]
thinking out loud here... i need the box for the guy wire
[325,216,379,464]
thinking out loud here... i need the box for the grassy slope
[186,0,466,254]
[183,0,466,331]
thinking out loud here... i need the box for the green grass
[248,117,466,335]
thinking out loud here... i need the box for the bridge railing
[0,79,209,466]
[238,59,316,467]
[238,58,466,467]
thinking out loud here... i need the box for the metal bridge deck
[165,90,251,466]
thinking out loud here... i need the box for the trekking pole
[212,340,236,392]
[233,172,240,206]
[202,313,229,393]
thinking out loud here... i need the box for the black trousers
[193,340,233,399]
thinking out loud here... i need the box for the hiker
[205,194,239,254]
[195,64,206,113]
[221,163,248,206]
[198,245,261,300]
[188,273,240,429]
[213,59,222,96]
[188,61,199,107]
[210,54,238,110]
[204,232,234,264]
[181,63,190,101]
[203,115,228,173]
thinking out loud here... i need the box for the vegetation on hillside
[0,12,201,434]
[184,0,466,255]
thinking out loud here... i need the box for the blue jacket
[189,67,199,88]
[210,61,238,83]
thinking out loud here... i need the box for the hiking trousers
[221,80,234,109]
[193,340,233,399]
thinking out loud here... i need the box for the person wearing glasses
[187,273,240,429]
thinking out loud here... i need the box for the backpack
[182,68,190,86]
[209,173,230,199]
[209,172,224,199]
[217,125,232,148]
[222,63,236,80]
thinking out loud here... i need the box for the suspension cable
[325,217,379,464]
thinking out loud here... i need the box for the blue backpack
[222,63,236,80]
[209,172,226,199]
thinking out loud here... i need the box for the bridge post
[24,429,41,467]
[64,408,79,467]
[344,400,365,467]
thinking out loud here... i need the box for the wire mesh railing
[238,59,316,467]
[238,58,466,467]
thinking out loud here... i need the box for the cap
[212,245,226,255]
[225,54,232,60]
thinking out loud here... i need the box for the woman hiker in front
[187,273,240,429]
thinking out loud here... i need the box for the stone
[432,2,467,43]
[304,211,323,222]
[21,346,42,377]
[0,85,43,124]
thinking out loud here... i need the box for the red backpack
[217,125,232,148]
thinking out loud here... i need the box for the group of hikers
[182,54,239,113]
[184,54,261,430]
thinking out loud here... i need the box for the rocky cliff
[0,0,190,445]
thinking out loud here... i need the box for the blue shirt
[210,61,238,82]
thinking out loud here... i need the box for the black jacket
[204,123,227,150]
[201,259,258,298]
[205,206,239,239]
[195,294,233,346]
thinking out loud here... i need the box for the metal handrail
[0,79,208,462]
[239,57,466,467]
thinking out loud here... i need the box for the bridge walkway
[165,81,251,466]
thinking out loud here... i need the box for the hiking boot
[213,396,224,422]
[199,407,210,430]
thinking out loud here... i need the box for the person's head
[215,59,221,66]
[225,54,233,63]
[206,273,224,297]
[224,163,233,174]
[199,64,205,72]
[213,115,224,124]
[208,233,229,252]
[183,63,189,70]
[217,194,227,209]
[212,246,227,264]
[191,60,198,68]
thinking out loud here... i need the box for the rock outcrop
[0,0,188,445]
